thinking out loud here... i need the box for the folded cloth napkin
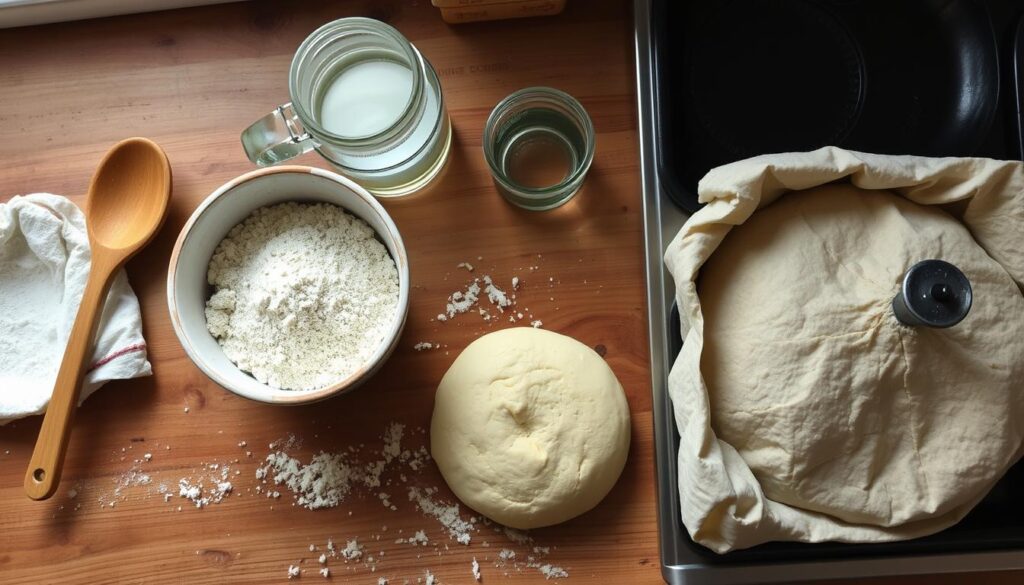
[0,193,151,425]
[664,147,1024,553]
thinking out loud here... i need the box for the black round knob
[892,260,972,328]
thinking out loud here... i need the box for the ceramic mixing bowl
[167,166,409,404]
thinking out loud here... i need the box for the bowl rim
[166,165,410,405]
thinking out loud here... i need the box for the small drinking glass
[483,87,595,210]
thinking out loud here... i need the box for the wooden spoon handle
[25,254,117,500]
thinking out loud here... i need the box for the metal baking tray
[636,0,1024,582]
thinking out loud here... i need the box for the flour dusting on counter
[59,421,571,583]
[408,486,476,544]
[255,423,426,510]
[431,252,566,330]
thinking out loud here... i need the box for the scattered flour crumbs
[70,423,569,582]
[429,255,566,335]
[414,255,582,349]
[259,423,568,582]
[173,462,235,509]
[89,441,163,510]
[436,275,517,325]
[256,423,416,510]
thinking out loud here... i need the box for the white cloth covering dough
[0,194,151,425]
[430,327,631,529]
[664,147,1024,553]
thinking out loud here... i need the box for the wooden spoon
[24,138,171,500]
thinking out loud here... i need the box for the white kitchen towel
[664,147,1024,553]
[0,193,151,425]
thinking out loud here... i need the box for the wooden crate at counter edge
[434,0,566,23]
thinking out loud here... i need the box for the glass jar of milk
[241,18,451,197]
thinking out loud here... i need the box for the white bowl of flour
[167,166,409,404]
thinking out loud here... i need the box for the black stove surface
[652,0,1024,567]
[655,0,1024,212]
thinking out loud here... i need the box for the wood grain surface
[0,1,1020,584]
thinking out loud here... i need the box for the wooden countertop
[0,1,1019,583]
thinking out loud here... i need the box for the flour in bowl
[204,202,399,390]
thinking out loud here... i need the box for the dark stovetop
[655,0,1024,212]
[637,0,1024,582]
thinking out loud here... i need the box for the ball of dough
[430,327,630,529]
[699,184,1024,527]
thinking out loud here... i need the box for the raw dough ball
[699,184,1024,528]
[430,327,630,529]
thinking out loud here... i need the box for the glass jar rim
[289,17,424,145]
[482,86,596,196]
